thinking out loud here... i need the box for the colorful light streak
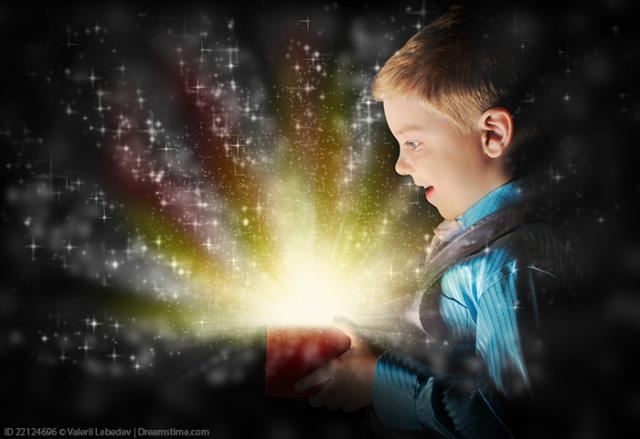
[6,11,439,348]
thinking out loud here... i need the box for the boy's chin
[426,193,457,221]
[434,204,457,222]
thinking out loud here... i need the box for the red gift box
[265,326,352,397]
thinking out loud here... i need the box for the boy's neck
[454,171,513,221]
[455,173,520,229]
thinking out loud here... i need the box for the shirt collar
[456,179,525,230]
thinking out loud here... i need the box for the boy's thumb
[333,316,359,340]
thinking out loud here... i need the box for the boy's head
[372,5,539,220]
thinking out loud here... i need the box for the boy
[296,5,575,438]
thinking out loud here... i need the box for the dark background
[1,1,640,438]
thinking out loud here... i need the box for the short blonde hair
[371,6,519,135]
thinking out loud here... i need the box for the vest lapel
[423,198,551,291]
[418,198,552,340]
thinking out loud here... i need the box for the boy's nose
[395,154,412,176]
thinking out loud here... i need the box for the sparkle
[107,347,121,363]
[26,236,41,261]
[88,68,99,87]
[65,27,78,49]
[199,39,212,63]
[297,14,311,31]
[78,338,92,356]
[86,317,101,332]
[406,0,427,20]
[512,301,523,310]
[226,46,238,70]
[100,206,111,223]
[89,191,101,205]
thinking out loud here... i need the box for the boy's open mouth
[425,186,434,199]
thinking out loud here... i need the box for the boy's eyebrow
[396,124,423,136]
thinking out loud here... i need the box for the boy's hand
[294,317,381,413]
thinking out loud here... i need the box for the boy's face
[383,94,493,220]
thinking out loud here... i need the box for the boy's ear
[477,107,513,159]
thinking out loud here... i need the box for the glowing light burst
[8,11,438,342]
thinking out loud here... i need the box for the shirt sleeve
[372,264,565,438]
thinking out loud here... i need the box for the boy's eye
[404,140,420,149]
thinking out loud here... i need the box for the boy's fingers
[309,381,339,409]
[333,316,362,347]
[308,383,328,406]
[294,368,332,392]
